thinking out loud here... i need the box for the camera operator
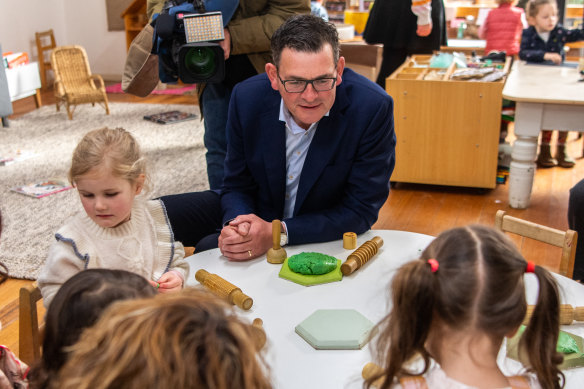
[148,0,310,190]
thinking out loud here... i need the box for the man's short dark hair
[270,14,340,68]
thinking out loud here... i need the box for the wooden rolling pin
[362,362,385,388]
[195,269,253,310]
[341,236,384,275]
[523,304,584,326]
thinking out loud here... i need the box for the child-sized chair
[50,45,110,120]
[19,282,44,365]
[495,210,577,278]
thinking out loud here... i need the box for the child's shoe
[556,145,575,168]
[536,144,557,168]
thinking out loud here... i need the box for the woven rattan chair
[50,45,110,120]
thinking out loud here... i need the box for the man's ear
[336,56,345,86]
[265,63,280,91]
[135,174,146,195]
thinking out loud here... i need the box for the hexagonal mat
[279,257,342,286]
[295,309,377,350]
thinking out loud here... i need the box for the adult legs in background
[556,131,575,168]
[201,83,232,190]
[568,179,584,281]
[537,130,557,168]
[160,190,222,252]
[376,48,408,90]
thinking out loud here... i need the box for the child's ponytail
[522,264,564,389]
[367,259,437,388]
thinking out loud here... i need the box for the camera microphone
[156,13,176,40]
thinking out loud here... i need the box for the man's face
[266,44,345,130]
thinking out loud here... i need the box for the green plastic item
[288,252,338,275]
[279,257,342,286]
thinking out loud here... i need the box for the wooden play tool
[343,232,357,249]
[523,304,584,326]
[361,362,384,387]
[341,236,384,275]
[251,318,267,350]
[195,269,253,310]
[266,219,287,264]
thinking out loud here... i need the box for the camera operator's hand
[220,28,231,60]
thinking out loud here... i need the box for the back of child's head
[526,0,557,18]
[367,225,563,389]
[32,269,156,388]
[53,288,272,389]
[69,127,147,188]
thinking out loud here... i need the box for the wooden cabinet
[122,0,148,52]
[386,55,510,189]
[5,62,41,107]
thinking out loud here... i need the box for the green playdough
[288,252,338,275]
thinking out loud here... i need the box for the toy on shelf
[343,232,357,249]
[266,219,287,264]
[195,269,253,310]
[341,236,384,275]
[251,318,267,350]
[523,304,584,326]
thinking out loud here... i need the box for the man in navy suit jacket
[161,15,396,261]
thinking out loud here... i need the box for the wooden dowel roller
[195,269,253,310]
[341,236,384,275]
[523,304,584,325]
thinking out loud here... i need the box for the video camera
[154,0,225,83]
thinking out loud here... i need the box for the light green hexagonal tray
[278,257,342,286]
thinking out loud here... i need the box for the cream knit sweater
[38,198,188,307]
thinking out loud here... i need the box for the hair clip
[525,261,536,273]
[427,258,439,273]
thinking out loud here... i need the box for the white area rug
[0,103,208,279]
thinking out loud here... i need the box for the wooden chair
[35,29,56,90]
[495,210,578,278]
[19,282,44,365]
[50,45,110,120]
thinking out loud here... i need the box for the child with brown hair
[29,269,156,389]
[37,127,189,307]
[365,225,564,389]
[52,288,272,389]
[520,0,584,168]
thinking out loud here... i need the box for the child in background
[37,127,189,307]
[365,225,563,389]
[479,0,527,57]
[29,269,156,389]
[53,289,272,389]
[520,0,584,168]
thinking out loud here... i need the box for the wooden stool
[35,29,56,90]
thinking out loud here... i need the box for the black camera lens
[178,42,225,83]
[184,46,217,78]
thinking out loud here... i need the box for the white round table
[185,230,584,388]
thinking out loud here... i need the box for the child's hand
[416,23,432,37]
[151,271,183,293]
[544,52,562,64]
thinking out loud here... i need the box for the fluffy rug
[0,102,208,280]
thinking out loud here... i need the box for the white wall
[0,0,127,80]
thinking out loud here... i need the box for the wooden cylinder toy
[523,304,584,326]
[195,269,253,310]
[251,318,267,350]
[341,236,384,275]
[267,219,287,264]
[362,362,385,387]
[343,232,357,249]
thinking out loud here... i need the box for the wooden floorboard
[2,84,581,358]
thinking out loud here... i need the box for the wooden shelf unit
[122,0,148,52]
[386,55,511,189]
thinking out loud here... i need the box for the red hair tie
[525,261,536,273]
[427,258,439,273]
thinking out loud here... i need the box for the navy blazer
[221,68,396,245]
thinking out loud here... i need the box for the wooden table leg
[34,89,42,108]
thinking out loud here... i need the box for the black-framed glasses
[278,74,337,93]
